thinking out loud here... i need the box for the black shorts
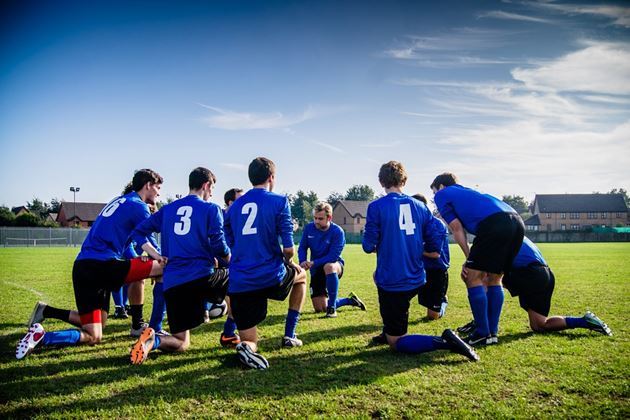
[503,264,555,317]
[163,269,229,334]
[229,264,299,331]
[72,259,132,315]
[466,212,524,274]
[309,263,344,298]
[377,286,421,337]
[418,269,449,311]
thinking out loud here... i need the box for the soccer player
[431,172,524,346]
[224,188,244,210]
[457,237,612,336]
[128,167,232,364]
[298,201,366,317]
[16,169,165,360]
[363,161,478,362]
[412,194,449,320]
[225,157,307,369]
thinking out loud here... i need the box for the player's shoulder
[329,222,344,234]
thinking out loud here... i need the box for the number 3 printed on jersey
[399,203,416,235]
[242,203,258,235]
[174,206,193,235]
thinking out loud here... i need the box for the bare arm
[423,251,440,259]
[448,218,469,258]
[283,247,303,273]
[141,242,167,266]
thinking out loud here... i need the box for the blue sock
[223,316,237,337]
[565,316,589,329]
[153,335,161,350]
[335,297,353,308]
[284,309,300,338]
[468,286,490,337]
[112,287,124,307]
[326,272,339,309]
[149,282,166,331]
[42,329,81,346]
[486,286,504,335]
[204,300,211,311]
[395,334,449,353]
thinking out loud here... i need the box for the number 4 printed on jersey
[399,203,416,235]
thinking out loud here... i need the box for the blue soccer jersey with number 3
[225,188,294,293]
[77,192,151,262]
[131,195,229,291]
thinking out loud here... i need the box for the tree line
[0,198,62,227]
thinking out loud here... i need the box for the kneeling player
[298,202,366,318]
[363,161,478,362]
[17,169,165,360]
[457,237,612,337]
[128,167,234,364]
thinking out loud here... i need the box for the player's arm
[448,218,469,258]
[208,206,231,264]
[362,203,380,254]
[131,210,166,265]
[278,197,302,273]
[423,251,440,259]
[297,227,311,269]
[313,227,345,268]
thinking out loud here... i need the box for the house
[57,202,107,228]
[332,200,369,234]
[525,194,628,231]
[11,206,29,217]
[46,213,58,223]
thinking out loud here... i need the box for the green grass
[1,243,629,418]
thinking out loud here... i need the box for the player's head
[412,193,427,204]
[224,188,244,209]
[378,161,407,189]
[248,157,276,190]
[313,202,333,230]
[189,167,216,201]
[132,169,163,205]
[430,172,458,193]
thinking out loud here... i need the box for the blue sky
[1,0,629,208]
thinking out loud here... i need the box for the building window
[356,217,360,224]
[617,212,624,218]
[343,217,346,224]
[546,213,551,219]
[561,213,566,219]
[561,224,566,230]
[587,212,597,219]
[601,212,608,219]
[571,224,580,230]
[570,212,580,219]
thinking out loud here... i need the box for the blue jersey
[298,222,345,270]
[362,192,441,292]
[434,184,516,235]
[422,217,450,271]
[512,237,546,268]
[77,192,150,261]
[225,188,294,293]
[131,195,229,291]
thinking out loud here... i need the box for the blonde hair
[314,202,333,217]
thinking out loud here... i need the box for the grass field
[1,243,629,418]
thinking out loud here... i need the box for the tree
[49,198,62,213]
[326,192,344,208]
[14,213,43,227]
[345,185,375,201]
[608,188,629,207]
[0,206,15,226]
[502,195,529,214]
[289,190,319,228]
[27,198,50,219]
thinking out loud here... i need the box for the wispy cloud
[530,2,630,28]
[478,10,553,24]
[360,141,403,148]
[220,163,247,171]
[312,141,344,154]
[199,104,317,130]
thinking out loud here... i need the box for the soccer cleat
[464,332,492,347]
[16,323,46,360]
[155,329,171,337]
[236,343,269,369]
[370,332,387,345]
[325,306,337,318]
[130,327,155,365]
[281,335,303,347]
[456,320,476,336]
[130,322,149,338]
[27,301,47,326]
[583,311,612,336]
[441,329,479,362]
[488,334,499,345]
[220,333,241,348]
[113,306,129,319]
[439,300,448,318]
[349,292,367,311]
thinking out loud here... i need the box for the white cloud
[531,2,630,28]
[220,163,247,171]
[199,104,317,130]
[360,141,403,148]
[312,141,344,154]
[478,10,553,24]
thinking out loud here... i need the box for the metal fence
[0,227,91,247]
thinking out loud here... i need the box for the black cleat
[456,320,476,335]
[442,329,479,362]
[370,332,387,345]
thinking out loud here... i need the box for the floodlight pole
[69,186,80,227]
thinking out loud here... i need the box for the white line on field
[2,281,45,298]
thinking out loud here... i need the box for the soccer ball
[207,300,228,319]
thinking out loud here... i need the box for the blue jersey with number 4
[131,195,229,291]
[225,188,294,293]
[77,192,150,262]
[362,192,441,292]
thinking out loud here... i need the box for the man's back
[226,188,294,293]
[78,192,149,261]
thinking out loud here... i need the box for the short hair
[412,193,427,204]
[248,157,275,185]
[189,167,216,190]
[378,161,408,188]
[132,169,163,192]
[430,173,458,190]
[122,182,133,195]
[224,188,244,206]
[313,202,333,217]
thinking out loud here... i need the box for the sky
[1,0,629,209]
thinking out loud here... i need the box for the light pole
[69,186,80,226]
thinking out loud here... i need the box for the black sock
[129,304,144,328]
[42,305,71,322]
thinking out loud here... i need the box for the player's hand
[157,256,168,267]
[139,255,150,262]
[213,258,219,268]
[288,260,303,274]
[460,264,468,282]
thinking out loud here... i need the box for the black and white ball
[207,300,228,319]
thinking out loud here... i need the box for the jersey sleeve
[313,226,345,268]
[434,190,457,225]
[297,225,309,263]
[362,201,380,254]
[130,209,163,249]
[277,196,294,249]
[422,211,442,254]
[123,242,139,259]
[224,207,235,248]
[208,205,230,258]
